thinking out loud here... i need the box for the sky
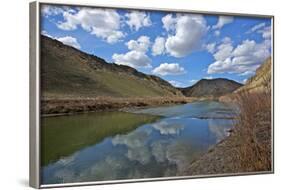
[40,4,272,88]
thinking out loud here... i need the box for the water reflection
[208,119,234,142]
[42,101,236,184]
[133,101,238,119]
[152,120,185,135]
[112,129,152,165]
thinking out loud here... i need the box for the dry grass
[234,89,272,171]
[41,96,203,115]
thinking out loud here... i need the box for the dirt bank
[41,96,208,116]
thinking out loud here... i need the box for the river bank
[41,96,216,116]
[180,91,272,175]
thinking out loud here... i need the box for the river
[41,101,237,184]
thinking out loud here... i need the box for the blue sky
[41,5,272,87]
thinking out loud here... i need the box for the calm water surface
[41,101,237,184]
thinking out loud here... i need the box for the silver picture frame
[30,1,274,188]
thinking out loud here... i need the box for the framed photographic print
[29,1,274,188]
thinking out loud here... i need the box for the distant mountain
[235,57,271,93]
[179,78,242,97]
[41,35,183,99]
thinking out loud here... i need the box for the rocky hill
[179,78,242,97]
[40,35,183,99]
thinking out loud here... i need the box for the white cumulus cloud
[204,43,216,53]
[152,63,185,76]
[204,76,213,80]
[207,38,271,75]
[41,30,53,38]
[162,14,176,32]
[56,8,124,44]
[258,26,272,39]
[56,36,81,49]
[212,16,234,29]
[125,11,152,31]
[163,14,207,57]
[41,30,81,49]
[152,36,165,56]
[41,5,74,17]
[213,37,233,61]
[112,51,151,68]
[246,22,266,33]
[112,36,151,68]
[168,80,185,88]
[126,36,150,52]
[214,30,220,37]
[189,79,198,85]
